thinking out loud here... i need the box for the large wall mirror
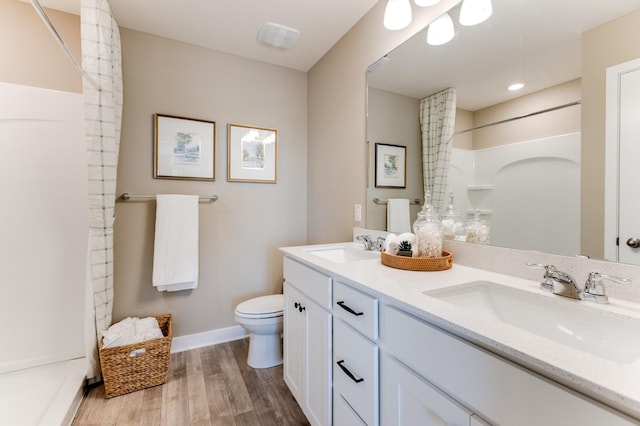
[366,0,640,263]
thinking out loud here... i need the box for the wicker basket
[100,314,172,398]
[381,250,453,271]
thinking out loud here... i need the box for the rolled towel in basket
[102,316,163,348]
[135,317,164,342]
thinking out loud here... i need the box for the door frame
[604,57,640,262]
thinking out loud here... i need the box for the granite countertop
[280,242,640,421]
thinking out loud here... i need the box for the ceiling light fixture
[508,83,524,91]
[427,13,454,46]
[384,0,413,30]
[459,0,493,26]
[414,0,441,6]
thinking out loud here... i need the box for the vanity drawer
[333,281,379,340]
[333,319,378,426]
[283,257,332,309]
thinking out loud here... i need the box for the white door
[618,66,640,264]
[605,58,640,265]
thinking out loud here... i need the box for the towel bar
[373,198,420,205]
[121,193,218,203]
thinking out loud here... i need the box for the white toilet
[234,294,284,368]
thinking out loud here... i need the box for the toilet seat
[235,294,283,319]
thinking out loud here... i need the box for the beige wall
[453,108,473,150]
[366,88,422,230]
[307,0,462,243]
[470,79,581,150]
[114,29,308,336]
[581,8,640,259]
[0,0,81,92]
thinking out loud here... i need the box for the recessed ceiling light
[508,83,524,91]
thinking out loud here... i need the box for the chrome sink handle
[526,263,558,293]
[583,271,631,304]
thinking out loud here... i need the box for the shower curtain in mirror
[419,88,457,211]
[81,0,122,380]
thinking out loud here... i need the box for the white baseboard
[171,325,248,353]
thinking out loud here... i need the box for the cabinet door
[305,298,332,426]
[380,353,472,426]
[283,282,304,401]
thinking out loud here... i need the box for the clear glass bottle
[413,191,443,257]
[465,209,490,244]
[440,192,465,241]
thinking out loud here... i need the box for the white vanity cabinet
[332,281,380,425]
[283,258,333,426]
[380,352,476,425]
[380,304,637,426]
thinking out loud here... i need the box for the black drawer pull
[337,360,364,383]
[337,301,364,316]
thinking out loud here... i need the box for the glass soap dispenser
[413,191,443,258]
[440,192,465,241]
[465,209,490,244]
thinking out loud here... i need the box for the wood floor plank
[200,344,222,377]
[115,388,144,426]
[215,343,254,416]
[204,373,236,426]
[71,385,100,425]
[161,352,190,425]
[259,365,309,426]
[233,410,262,426]
[72,340,309,426]
[187,348,212,425]
[228,339,280,426]
[83,384,124,426]
[139,385,163,426]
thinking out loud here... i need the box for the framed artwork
[375,143,406,188]
[154,114,216,180]
[227,123,278,183]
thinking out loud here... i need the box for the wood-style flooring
[72,339,310,426]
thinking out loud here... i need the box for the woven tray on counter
[381,250,452,271]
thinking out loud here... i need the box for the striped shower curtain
[81,0,122,380]
[419,88,457,211]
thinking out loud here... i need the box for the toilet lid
[236,294,284,316]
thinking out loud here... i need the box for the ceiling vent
[257,22,300,50]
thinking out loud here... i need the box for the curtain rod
[455,100,582,135]
[29,0,99,89]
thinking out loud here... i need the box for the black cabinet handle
[298,304,305,312]
[337,301,364,316]
[336,360,364,383]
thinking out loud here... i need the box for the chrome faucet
[528,263,631,304]
[356,235,385,251]
[583,271,630,304]
[527,263,582,300]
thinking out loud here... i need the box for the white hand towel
[153,194,199,292]
[387,198,411,233]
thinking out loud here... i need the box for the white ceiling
[35,0,380,71]
[367,0,640,111]
[34,0,640,110]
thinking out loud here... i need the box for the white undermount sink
[304,245,379,263]
[425,281,640,364]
